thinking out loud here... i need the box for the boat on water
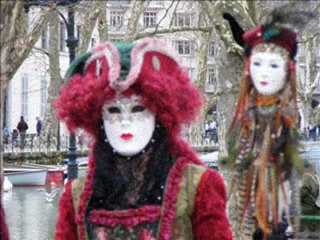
[4,166,48,186]
[4,163,64,186]
[4,157,89,186]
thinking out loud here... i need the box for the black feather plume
[223,13,245,47]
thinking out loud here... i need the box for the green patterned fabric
[115,42,134,81]
[263,27,281,42]
[71,164,207,240]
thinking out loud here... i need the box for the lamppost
[24,0,79,179]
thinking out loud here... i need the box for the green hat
[64,42,134,83]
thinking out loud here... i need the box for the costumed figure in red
[55,38,233,240]
[222,8,315,240]
[0,178,9,240]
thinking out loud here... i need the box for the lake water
[3,186,63,240]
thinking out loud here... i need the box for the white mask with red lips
[102,95,156,157]
[250,52,287,96]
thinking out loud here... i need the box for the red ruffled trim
[75,145,97,240]
[159,157,189,239]
[55,181,77,240]
[90,206,161,231]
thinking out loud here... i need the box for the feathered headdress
[244,3,316,58]
[228,5,315,133]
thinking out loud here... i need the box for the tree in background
[297,33,320,128]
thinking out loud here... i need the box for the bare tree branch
[124,0,148,41]
[134,26,212,40]
[33,47,49,56]
[154,0,176,32]
[169,0,180,27]
[1,3,53,90]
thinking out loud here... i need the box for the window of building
[144,12,157,27]
[40,76,48,119]
[188,68,194,80]
[109,37,123,43]
[175,40,192,55]
[21,74,29,119]
[207,67,216,90]
[91,38,97,48]
[174,13,193,27]
[41,27,49,50]
[208,41,215,57]
[110,11,124,27]
[60,22,66,52]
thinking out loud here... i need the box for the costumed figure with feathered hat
[222,7,316,240]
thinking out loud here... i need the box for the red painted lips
[121,133,134,140]
[260,81,268,86]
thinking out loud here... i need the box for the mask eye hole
[253,62,261,66]
[107,107,121,114]
[132,105,145,113]
[271,64,279,69]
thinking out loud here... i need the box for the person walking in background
[2,126,10,145]
[11,129,18,147]
[17,116,28,149]
[36,117,42,137]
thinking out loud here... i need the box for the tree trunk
[216,44,245,239]
[97,0,108,42]
[301,99,311,129]
[43,12,64,148]
[190,31,211,145]
[216,52,244,154]
[76,3,99,55]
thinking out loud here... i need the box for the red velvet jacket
[56,157,233,240]
[1,180,9,240]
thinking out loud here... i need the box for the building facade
[5,0,319,135]
[5,0,218,135]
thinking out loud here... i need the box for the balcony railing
[2,133,88,153]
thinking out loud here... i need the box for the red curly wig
[55,38,203,150]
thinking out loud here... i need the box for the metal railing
[2,133,88,153]
[2,132,319,154]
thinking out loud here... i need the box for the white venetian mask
[250,52,287,96]
[102,95,156,156]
